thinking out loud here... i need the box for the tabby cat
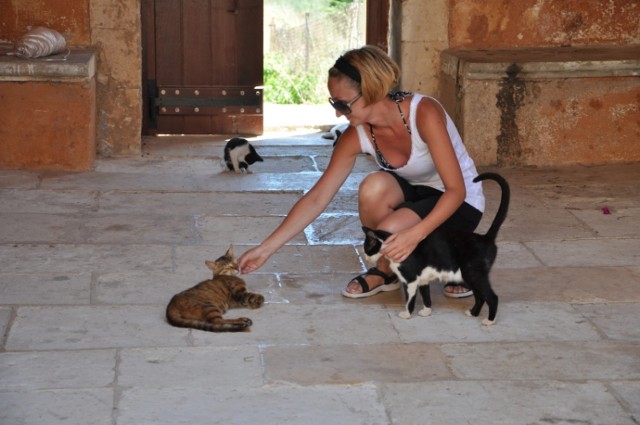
[362,173,510,326]
[166,246,264,332]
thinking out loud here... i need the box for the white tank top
[356,94,485,212]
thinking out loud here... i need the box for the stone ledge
[0,49,95,82]
[442,45,640,80]
[438,45,640,167]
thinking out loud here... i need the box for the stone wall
[90,0,142,156]
[0,0,142,158]
[397,0,449,96]
[449,0,640,48]
[398,0,639,97]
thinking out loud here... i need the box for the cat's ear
[226,245,234,257]
[364,227,381,242]
[374,229,392,241]
[205,260,216,271]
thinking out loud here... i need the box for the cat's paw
[418,307,432,317]
[465,309,472,317]
[238,317,253,327]
[398,311,411,320]
[482,318,496,326]
[248,294,264,308]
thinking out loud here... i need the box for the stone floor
[1,131,639,425]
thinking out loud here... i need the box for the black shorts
[386,170,482,232]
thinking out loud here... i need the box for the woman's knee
[358,172,403,206]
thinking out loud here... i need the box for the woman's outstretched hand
[238,245,271,274]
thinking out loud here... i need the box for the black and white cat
[322,123,349,146]
[362,173,510,326]
[223,137,263,173]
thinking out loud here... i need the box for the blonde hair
[329,45,400,104]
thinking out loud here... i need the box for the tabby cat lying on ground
[166,246,264,332]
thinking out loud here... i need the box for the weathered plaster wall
[0,0,90,45]
[0,0,142,157]
[400,0,640,97]
[399,0,449,96]
[449,0,640,48]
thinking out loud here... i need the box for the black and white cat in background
[362,173,510,326]
[322,123,349,146]
[224,137,264,173]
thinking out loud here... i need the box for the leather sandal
[341,267,400,299]
[443,282,473,299]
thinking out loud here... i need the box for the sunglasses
[328,92,362,115]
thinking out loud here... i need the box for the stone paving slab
[200,216,308,244]
[575,302,640,342]
[95,269,395,307]
[306,213,361,244]
[0,244,172,273]
[0,389,114,425]
[573,207,640,238]
[381,381,636,425]
[6,305,188,350]
[0,306,11,337]
[117,346,263,389]
[325,190,359,214]
[491,266,640,303]
[190,304,400,347]
[0,212,200,244]
[116,384,389,425]
[270,272,384,305]
[263,342,452,385]
[500,203,598,241]
[530,182,640,210]
[0,272,91,305]
[97,155,320,174]
[611,382,640,418]
[0,349,115,390]
[94,270,285,306]
[93,270,200,305]
[492,241,542,269]
[389,301,603,343]
[0,170,40,189]
[175,244,362,274]
[0,213,87,244]
[314,152,380,173]
[441,340,640,380]
[40,170,368,192]
[527,238,640,267]
[96,190,301,216]
[0,189,97,213]
[490,163,640,186]
[84,214,199,244]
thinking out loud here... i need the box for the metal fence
[265,2,366,103]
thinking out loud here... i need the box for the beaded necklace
[368,91,412,170]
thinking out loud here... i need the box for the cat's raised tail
[473,173,510,241]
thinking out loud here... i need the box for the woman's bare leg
[345,172,421,295]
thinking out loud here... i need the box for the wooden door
[142,0,263,135]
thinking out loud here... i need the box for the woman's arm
[238,128,360,273]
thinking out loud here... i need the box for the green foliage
[263,52,324,104]
[328,0,354,9]
[268,0,354,13]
